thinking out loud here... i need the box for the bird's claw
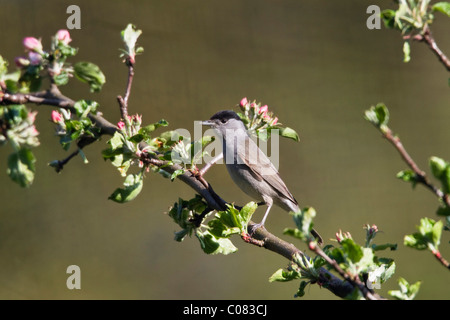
[248,223,265,236]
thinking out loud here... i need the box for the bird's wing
[236,136,297,204]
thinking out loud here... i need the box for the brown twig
[117,58,135,120]
[431,249,450,270]
[416,27,450,72]
[307,241,384,300]
[383,126,450,207]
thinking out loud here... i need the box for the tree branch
[408,27,450,72]
[308,241,384,300]
[383,126,450,207]
[117,58,135,120]
[431,249,450,270]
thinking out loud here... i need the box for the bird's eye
[220,119,227,123]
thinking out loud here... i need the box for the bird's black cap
[209,110,241,122]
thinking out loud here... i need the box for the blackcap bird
[202,110,322,242]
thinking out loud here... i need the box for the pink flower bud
[56,29,72,45]
[117,121,125,130]
[23,37,43,53]
[14,56,30,68]
[51,110,63,123]
[28,111,37,123]
[240,97,248,107]
[28,52,42,65]
[259,105,268,114]
[271,117,278,125]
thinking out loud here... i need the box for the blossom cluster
[238,97,279,135]
[0,106,40,150]
[14,30,76,84]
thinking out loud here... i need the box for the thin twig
[117,58,135,120]
[383,126,450,207]
[431,249,450,270]
[308,241,385,300]
[417,27,450,72]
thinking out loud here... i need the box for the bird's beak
[201,120,215,126]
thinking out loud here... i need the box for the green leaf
[73,61,106,92]
[364,103,389,132]
[340,238,363,263]
[170,169,185,181]
[404,233,428,250]
[7,148,36,187]
[269,268,300,282]
[429,156,448,178]
[53,72,70,86]
[239,202,258,226]
[109,131,125,150]
[381,9,397,29]
[121,24,143,59]
[279,127,299,142]
[73,100,99,118]
[371,243,398,251]
[295,281,309,298]
[404,217,443,251]
[196,230,237,255]
[396,169,417,188]
[139,119,169,137]
[432,2,450,16]
[108,172,143,203]
[429,156,450,193]
[389,277,421,300]
[286,207,316,241]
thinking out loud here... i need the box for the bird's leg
[198,152,224,176]
[189,153,223,189]
[248,203,272,236]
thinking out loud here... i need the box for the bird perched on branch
[202,110,322,243]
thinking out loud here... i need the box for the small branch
[51,149,80,173]
[1,91,117,136]
[431,249,450,270]
[117,58,135,120]
[308,241,385,300]
[383,127,450,207]
[420,27,450,72]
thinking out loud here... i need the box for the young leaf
[7,148,36,187]
[195,230,237,255]
[389,277,421,300]
[139,119,169,137]
[108,172,144,203]
[396,170,417,188]
[73,62,106,92]
[295,281,309,298]
[287,207,316,241]
[278,127,300,142]
[404,217,443,251]
[120,24,143,62]
[269,268,300,282]
[432,2,450,17]
[170,169,185,181]
[364,103,389,132]
[73,100,99,118]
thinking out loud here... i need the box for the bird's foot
[248,222,265,237]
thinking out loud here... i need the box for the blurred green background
[0,0,449,299]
